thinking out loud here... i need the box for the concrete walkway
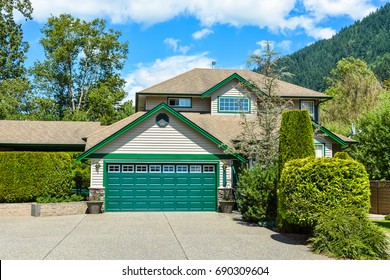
[0,212,329,260]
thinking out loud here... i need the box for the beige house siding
[210,81,257,115]
[90,159,104,189]
[95,112,223,154]
[145,96,211,112]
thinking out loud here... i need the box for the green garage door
[105,163,217,212]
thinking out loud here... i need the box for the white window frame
[149,165,162,173]
[163,165,175,173]
[136,165,148,173]
[190,165,202,173]
[122,165,134,173]
[107,164,120,173]
[315,143,325,158]
[218,97,250,113]
[176,165,188,173]
[300,100,315,120]
[203,165,215,173]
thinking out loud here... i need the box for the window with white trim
[149,165,161,173]
[203,165,215,173]
[168,98,191,108]
[300,100,315,120]
[176,165,188,173]
[122,165,134,173]
[190,165,202,173]
[163,165,175,173]
[218,97,250,113]
[107,164,120,173]
[136,165,148,173]
[315,144,325,158]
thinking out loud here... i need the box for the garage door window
[163,165,175,173]
[108,165,120,173]
[176,165,188,173]
[203,165,215,173]
[136,165,148,173]
[190,165,202,173]
[122,165,134,173]
[149,165,162,173]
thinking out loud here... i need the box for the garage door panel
[106,163,216,212]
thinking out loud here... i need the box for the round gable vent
[156,113,169,127]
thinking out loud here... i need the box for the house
[76,68,356,212]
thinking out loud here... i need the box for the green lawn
[373,220,390,233]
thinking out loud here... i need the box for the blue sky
[20,0,390,101]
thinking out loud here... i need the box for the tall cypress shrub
[279,110,315,171]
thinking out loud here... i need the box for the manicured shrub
[236,163,278,223]
[385,214,390,220]
[278,157,370,231]
[310,207,389,260]
[69,152,90,192]
[36,194,84,203]
[0,152,73,203]
[333,151,352,160]
[279,110,315,171]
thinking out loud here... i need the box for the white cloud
[192,28,214,40]
[28,0,379,39]
[124,53,213,102]
[164,38,190,54]
[277,40,293,52]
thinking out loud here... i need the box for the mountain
[282,3,390,92]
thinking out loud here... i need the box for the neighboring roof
[312,121,357,148]
[77,103,246,162]
[137,68,331,99]
[0,120,102,146]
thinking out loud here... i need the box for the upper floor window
[218,97,250,113]
[168,97,191,108]
[300,100,315,120]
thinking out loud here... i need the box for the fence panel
[370,181,390,215]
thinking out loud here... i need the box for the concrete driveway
[0,212,329,260]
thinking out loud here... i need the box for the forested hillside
[282,3,390,91]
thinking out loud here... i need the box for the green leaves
[30,14,130,124]
[278,157,370,231]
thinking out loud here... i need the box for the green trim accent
[201,73,257,98]
[77,103,246,162]
[167,97,192,108]
[89,153,237,160]
[217,96,251,114]
[312,121,347,148]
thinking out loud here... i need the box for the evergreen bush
[278,110,315,171]
[333,151,352,160]
[236,163,278,223]
[0,152,73,203]
[310,207,389,260]
[278,157,370,231]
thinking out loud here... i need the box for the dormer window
[218,97,250,113]
[300,100,315,120]
[168,97,192,108]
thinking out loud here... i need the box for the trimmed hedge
[0,152,73,203]
[279,110,315,171]
[278,157,370,231]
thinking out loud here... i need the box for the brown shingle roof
[138,68,330,99]
[0,120,102,145]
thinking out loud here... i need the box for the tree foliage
[349,95,390,180]
[320,57,383,134]
[30,14,130,124]
[281,3,390,91]
[0,0,33,120]
[228,41,292,167]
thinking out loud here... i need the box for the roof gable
[77,103,245,162]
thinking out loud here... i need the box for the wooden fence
[370,180,390,215]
